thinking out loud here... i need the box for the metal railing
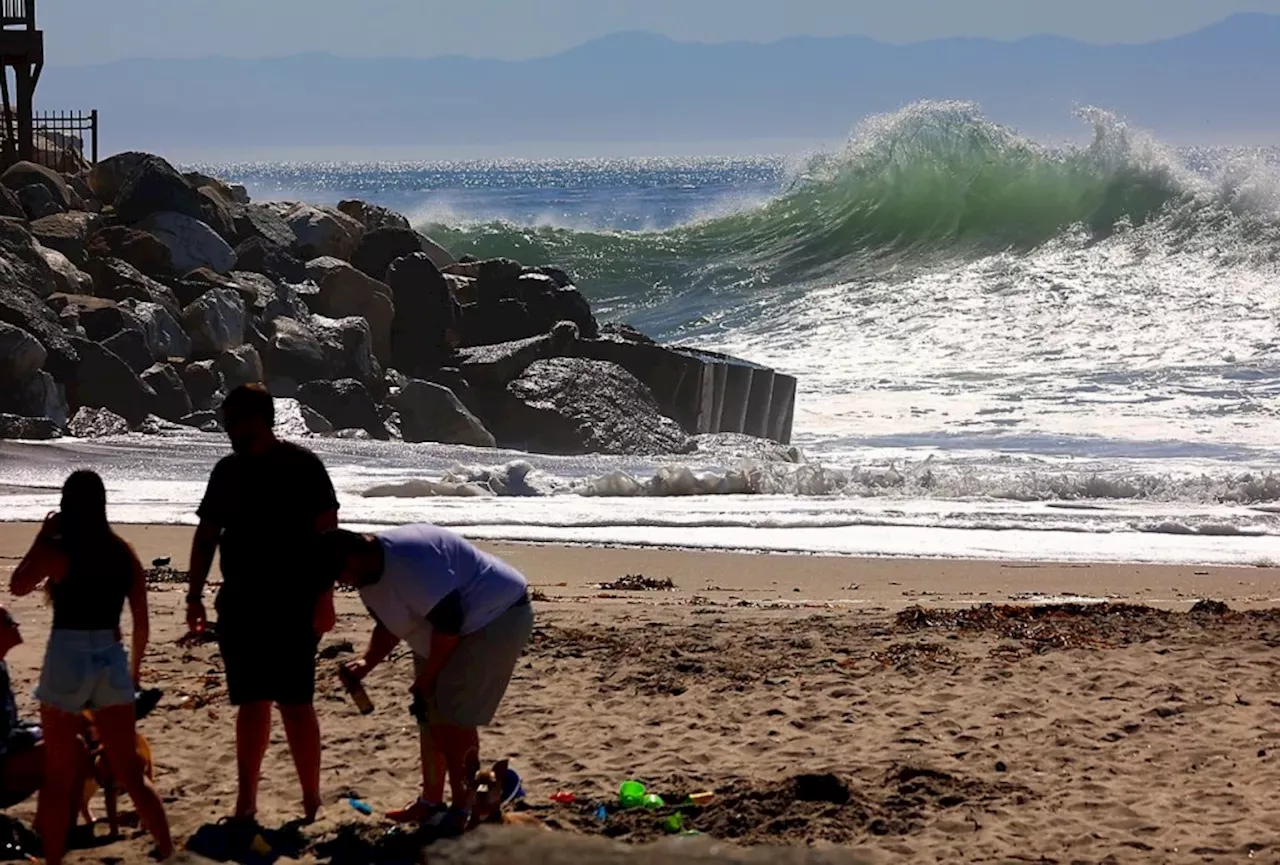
[0,0,34,29]
[0,109,97,170]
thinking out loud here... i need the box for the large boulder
[390,380,495,448]
[86,257,182,315]
[447,258,598,345]
[336,200,411,232]
[0,283,77,381]
[263,316,328,389]
[63,335,156,427]
[351,227,424,282]
[86,151,150,205]
[17,184,64,220]
[136,211,237,275]
[121,300,192,361]
[482,357,693,455]
[180,360,224,412]
[0,185,24,220]
[182,288,246,358]
[1,161,71,211]
[29,212,102,269]
[0,218,57,298]
[196,187,238,244]
[296,379,387,440]
[286,204,363,260]
[102,328,156,375]
[311,315,381,394]
[113,155,202,224]
[252,276,310,324]
[182,172,238,204]
[232,204,297,250]
[140,363,193,422]
[305,257,393,363]
[0,322,46,387]
[233,236,308,284]
[37,245,94,295]
[386,252,457,377]
[216,345,264,390]
[0,371,69,429]
[167,267,259,309]
[0,414,61,441]
[68,406,131,438]
[85,225,174,275]
[457,322,578,388]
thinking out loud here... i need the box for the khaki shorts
[413,598,534,728]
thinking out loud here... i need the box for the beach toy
[619,780,646,809]
[663,813,685,833]
[347,798,373,815]
[642,793,665,810]
[502,767,525,806]
[550,790,576,804]
[249,834,271,857]
[595,805,608,821]
[687,791,715,806]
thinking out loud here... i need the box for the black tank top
[50,533,133,632]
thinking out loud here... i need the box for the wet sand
[1,523,1277,863]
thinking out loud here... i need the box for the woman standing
[10,470,173,865]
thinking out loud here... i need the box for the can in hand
[338,666,374,715]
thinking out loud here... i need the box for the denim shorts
[36,629,134,714]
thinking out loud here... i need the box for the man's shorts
[36,630,134,714]
[413,597,534,728]
[218,620,318,707]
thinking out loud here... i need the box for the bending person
[319,524,534,834]
[10,471,173,865]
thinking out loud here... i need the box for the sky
[40,0,1280,65]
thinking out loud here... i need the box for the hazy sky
[42,0,1280,65]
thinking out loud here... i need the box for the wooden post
[15,62,30,163]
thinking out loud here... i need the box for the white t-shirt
[359,524,528,658]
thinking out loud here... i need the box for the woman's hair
[60,470,111,544]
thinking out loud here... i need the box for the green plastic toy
[643,793,666,809]
[619,780,646,809]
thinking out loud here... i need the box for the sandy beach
[1,522,1278,863]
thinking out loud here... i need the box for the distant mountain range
[35,13,1280,159]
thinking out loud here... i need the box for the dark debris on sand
[146,565,189,584]
[598,575,677,592]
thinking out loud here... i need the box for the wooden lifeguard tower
[0,0,41,166]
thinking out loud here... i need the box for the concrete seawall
[575,339,796,444]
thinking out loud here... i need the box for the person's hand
[342,659,371,682]
[36,511,61,542]
[186,598,207,635]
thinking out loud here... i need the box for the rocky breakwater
[0,151,795,455]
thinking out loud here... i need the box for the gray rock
[0,218,58,299]
[63,335,157,427]
[390,380,495,448]
[0,280,77,381]
[0,414,60,440]
[351,226,424,281]
[121,300,192,361]
[457,322,578,387]
[296,379,388,440]
[311,315,383,395]
[386,252,457,377]
[86,151,150,205]
[216,345,264,390]
[141,363,193,422]
[306,257,393,363]
[263,316,328,385]
[51,294,141,343]
[0,185,22,220]
[180,360,224,412]
[85,225,174,276]
[272,398,333,437]
[37,245,94,295]
[114,155,202,224]
[182,288,246,358]
[482,356,693,456]
[255,278,311,324]
[178,410,221,432]
[137,211,237,275]
[196,186,238,242]
[102,328,156,375]
[0,322,46,387]
[2,161,71,209]
[0,370,68,429]
[233,236,308,284]
[18,183,64,219]
[336,199,411,232]
[68,406,130,438]
[233,204,297,250]
[229,184,249,205]
[286,204,364,260]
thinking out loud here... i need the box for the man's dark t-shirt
[197,440,338,632]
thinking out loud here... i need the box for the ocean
[4,101,1280,566]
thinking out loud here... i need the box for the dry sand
[1,523,1278,864]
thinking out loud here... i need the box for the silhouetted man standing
[186,384,339,824]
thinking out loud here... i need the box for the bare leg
[234,701,272,820]
[94,704,173,858]
[419,725,447,803]
[35,707,84,865]
[278,703,321,822]
[431,725,480,813]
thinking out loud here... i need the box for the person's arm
[312,507,340,636]
[126,546,149,687]
[410,591,464,696]
[344,618,401,682]
[186,521,220,633]
[10,514,67,597]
